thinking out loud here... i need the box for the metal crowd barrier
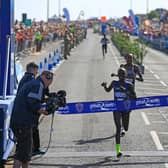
[139,33,168,53]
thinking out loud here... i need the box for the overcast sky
[15,0,168,21]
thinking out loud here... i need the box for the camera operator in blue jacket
[10,70,53,168]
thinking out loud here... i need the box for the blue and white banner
[63,8,70,23]
[58,95,168,114]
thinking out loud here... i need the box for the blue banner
[58,95,168,114]
[101,23,107,35]
[128,9,139,35]
[63,8,70,23]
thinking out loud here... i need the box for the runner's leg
[122,112,130,131]
[102,45,105,57]
[113,112,122,157]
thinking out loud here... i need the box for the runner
[111,53,143,135]
[119,53,143,135]
[100,34,109,59]
[101,67,136,158]
[120,53,143,86]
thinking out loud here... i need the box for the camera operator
[32,76,50,156]
[10,70,54,168]
[17,62,46,156]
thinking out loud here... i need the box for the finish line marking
[150,131,164,150]
[160,81,167,87]
[44,151,168,158]
[141,112,150,125]
[154,74,160,80]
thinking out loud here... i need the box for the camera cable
[31,112,55,161]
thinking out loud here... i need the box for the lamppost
[58,0,61,17]
[47,0,50,21]
[130,0,133,9]
[146,0,149,14]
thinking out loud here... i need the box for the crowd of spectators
[138,10,168,51]
[15,21,64,55]
[14,21,87,58]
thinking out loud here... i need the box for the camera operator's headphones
[46,72,53,80]
[41,71,54,80]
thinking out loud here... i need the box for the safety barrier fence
[39,49,63,73]
[138,32,168,53]
[0,96,15,167]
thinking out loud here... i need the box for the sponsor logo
[136,98,160,107]
[75,103,84,113]
[90,101,117,111]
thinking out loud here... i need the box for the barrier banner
[58,95,168,114]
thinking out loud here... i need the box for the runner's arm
[128,84,137,99]
[134,65,144,82]
[101,81,114,92]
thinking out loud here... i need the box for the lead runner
[101,67,136,158]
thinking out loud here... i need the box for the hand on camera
[111,73,117,77]
[38,109,48,115]
[136,77,144,82]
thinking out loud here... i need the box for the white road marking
[152,121,166,124]
[147,67,167,88]
[138,87,165,91]
[146,113,160,116]
[141,112,150,125]
[154,74,160,80]
[145,65,148,70]
[160,81,167,87]
[158,109,168,123]
[44,151,168,158]
[163,145,168,148]
[158,132,168,135]
[109,46,120,66]
[150,131,164,150]
[165,163,168,168]
[150,69,154,74]
[141,83,164,86]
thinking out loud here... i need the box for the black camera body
[46,90,66,114]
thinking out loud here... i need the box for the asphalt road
[29,29,168,168]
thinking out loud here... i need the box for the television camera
[46,90,67,115]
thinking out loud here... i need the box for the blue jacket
[10,78,45,127]
[17,72,35,93]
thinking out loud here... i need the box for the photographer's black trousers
[32,126,40,152]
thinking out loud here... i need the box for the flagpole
[130,0,133,9]
[47,0,50,21]
[146,0,149,14]
[58,0,61,17]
